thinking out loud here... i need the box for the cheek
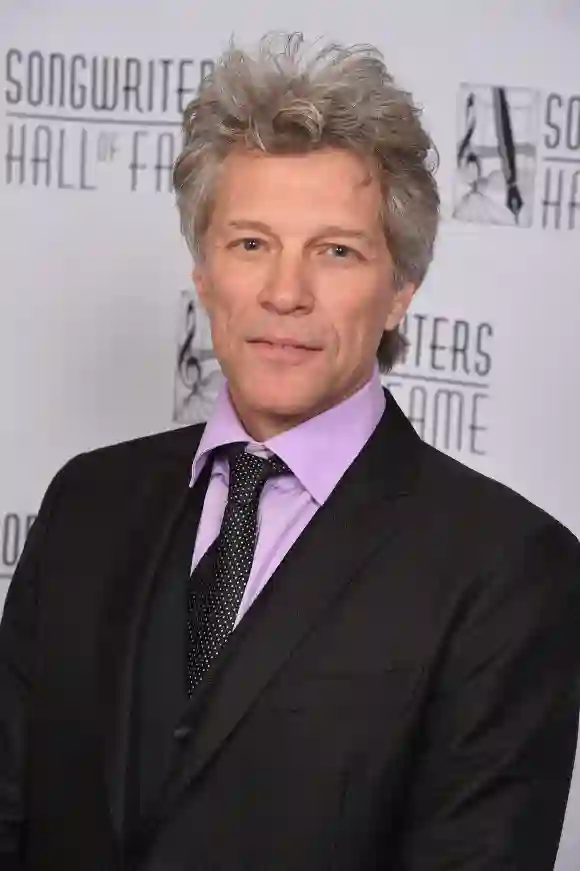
[206,287,252,353]
[205,261,262,319]
[324,287,388,350]
[209,307,237,356]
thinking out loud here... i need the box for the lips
[248,339,321,363]
[249,338,319,351]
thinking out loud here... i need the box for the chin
[239,379,326,421]
[255,391,319,418]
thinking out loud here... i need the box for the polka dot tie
[186,448,290,695]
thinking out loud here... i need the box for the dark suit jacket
[1,391,580,870]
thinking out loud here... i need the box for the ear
[384,282,416,331]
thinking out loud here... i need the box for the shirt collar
[190,367,386,505]
[189,378,253,486]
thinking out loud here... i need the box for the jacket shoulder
[46,423,205,497]
[415,441,579,550]
[78,423,205,463]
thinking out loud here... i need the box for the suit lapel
[157,391,424,812]
[97,425,206,836]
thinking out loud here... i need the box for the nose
[257,253,314,315]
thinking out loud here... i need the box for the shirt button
[173,725,192,741]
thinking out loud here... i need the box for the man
[1,33,579,871]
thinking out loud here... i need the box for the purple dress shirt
[189,368,386,628]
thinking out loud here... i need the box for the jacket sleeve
[0,463,71,869]
[394,519,580,871]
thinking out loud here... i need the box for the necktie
[186,447,290,695]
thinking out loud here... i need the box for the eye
[325,244,360,260]
[233,237,264,252]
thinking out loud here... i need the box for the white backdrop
[1,1,579,865]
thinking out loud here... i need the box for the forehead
[210,147,383,228]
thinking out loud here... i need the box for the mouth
[248,339,321,363]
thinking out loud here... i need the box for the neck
[227,370,376,442]
[227,400,308,442]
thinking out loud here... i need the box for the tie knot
[227,449,290,505]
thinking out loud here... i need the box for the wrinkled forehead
[206,147,385,234]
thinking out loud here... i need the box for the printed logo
[453,84,538,227]
[173,290,222,424]
[3,50,215,193]
[385,311,493,457]
[0,511,36,584]
[453,83,580,231]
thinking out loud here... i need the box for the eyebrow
[226,220,375,245]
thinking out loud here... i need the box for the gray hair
[173,32,440,371]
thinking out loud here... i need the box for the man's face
[194,147,415,440]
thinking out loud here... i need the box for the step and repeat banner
[1,0,579,863]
